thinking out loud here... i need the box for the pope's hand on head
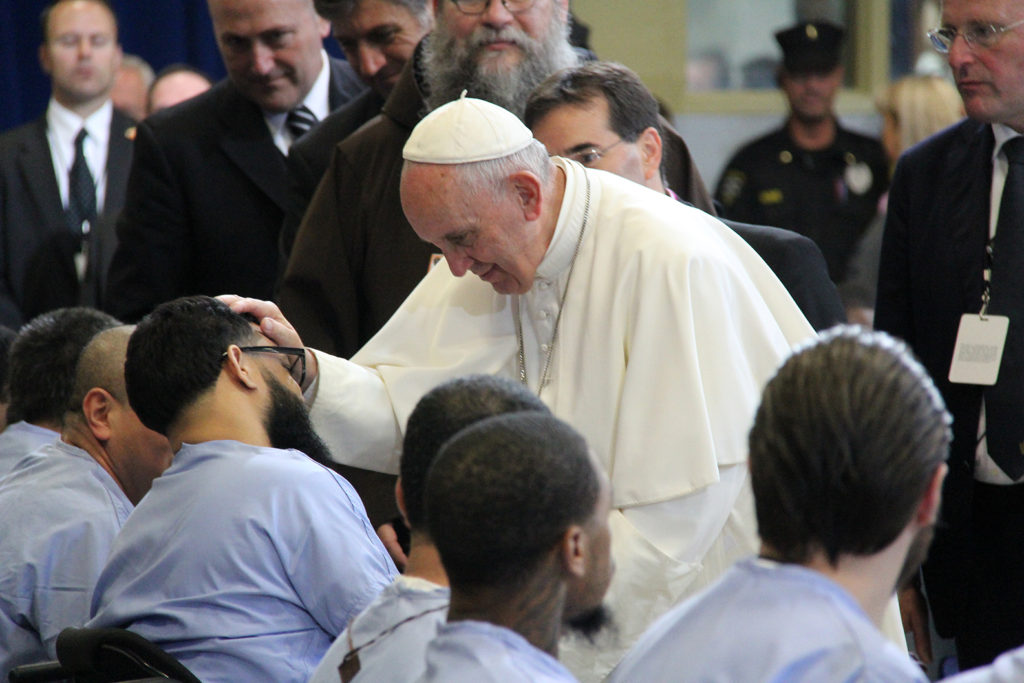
[217,295,318,392]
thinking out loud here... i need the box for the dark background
[0,0,345,133]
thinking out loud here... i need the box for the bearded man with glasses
[876,0,1024,670]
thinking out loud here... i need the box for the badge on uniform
[949,313,1009,385]
[843,161,872,195]
[719,170,745,207]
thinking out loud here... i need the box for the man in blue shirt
[609,328,951,682]
[87,296,395,683]
[417,411,613,683]
[0,326,172,676]
[0,307,118,476]
[310,374,547,683]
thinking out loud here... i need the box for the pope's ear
[509,170,543,221]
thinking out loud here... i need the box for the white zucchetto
[403,91,534,164]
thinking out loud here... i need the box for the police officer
[715,21,887,283]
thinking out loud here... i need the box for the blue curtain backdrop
[0,0,343,133]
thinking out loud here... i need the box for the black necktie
[66,128,96,234]
[985,136,1024,479]
[286,105,317,141]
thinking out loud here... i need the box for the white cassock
[308,158,816,679]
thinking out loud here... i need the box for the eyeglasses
[928,18,1024,53]
[565,139,626,167]
[450,0,536,16]
[224,346,307,387]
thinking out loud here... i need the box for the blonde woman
[842,75,963,326]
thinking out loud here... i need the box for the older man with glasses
[876,0,1024,670]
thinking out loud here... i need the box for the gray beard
[423,13,579,119]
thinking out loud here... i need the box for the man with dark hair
[525,61,845,331]
[0,0,132,327]
[279,0,434,262]
[87,296,395,683]
[0,307,118,475]
[0,326,172,675]
[104,0,366,322]
[609,328,950,682]
[279,0,714,359]
[715,21,888,283]
[419,411,612,681]
[309,374,547,682]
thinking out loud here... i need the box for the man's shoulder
[901,117,981,165]
[835,124,887,160]
[291,89,385,163]
[0,116,45,156]
[726,127,787,165]
[140,79,242,139]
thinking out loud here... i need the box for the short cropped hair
[69,326,133,414]
[41,0,118,43]
[314,0,430,24]
[750,327,952,565]
[402,375,547,532]
[525,61,662,142]
[426,412,599,589]
[6,308,119,425]
[125,296,260,435]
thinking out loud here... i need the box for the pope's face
[39,0,122,111]
[401,163,547,295]
[942,0,1024,132]
[209,0,329,113]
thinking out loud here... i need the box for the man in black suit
[526,61,845,331]
[279,0,434,265]
[0,0,131,328]
[105,0,365,322]
[876,0,1024,669]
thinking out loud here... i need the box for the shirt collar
[46,97,113,150]
[992,122,1021,160]
[534,157,588,283]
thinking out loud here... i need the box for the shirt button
[539,311,549,319]
[541,344,549,353]
[538,280,550,290]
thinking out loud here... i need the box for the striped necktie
[286,105,318,141]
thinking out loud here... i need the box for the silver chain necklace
[515,172,591,396]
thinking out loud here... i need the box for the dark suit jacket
[279,88,385,270]
[875,117,985,638]
[721,218,844,331]
[0,109,133,327]
[105,58,365,322]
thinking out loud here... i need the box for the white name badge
[949,314,1009,385]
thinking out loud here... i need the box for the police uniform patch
[719,170,745,206]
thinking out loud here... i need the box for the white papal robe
[308,158,816,679]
